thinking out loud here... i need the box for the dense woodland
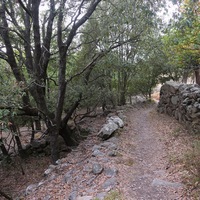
[0,0,199,170]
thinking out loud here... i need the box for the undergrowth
[94,190,123,200]
[183,140,200,199]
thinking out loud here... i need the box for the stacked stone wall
[157,81,200,133]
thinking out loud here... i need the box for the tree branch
[64,0,102,52]
[17,0,32,17]
[66,36,140,84]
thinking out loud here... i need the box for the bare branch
[64,0,102,52]
[17,0,32,17]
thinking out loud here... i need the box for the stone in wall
[157,81,200,133]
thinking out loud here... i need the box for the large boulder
[98,116,124,140]
[109,116,124,128]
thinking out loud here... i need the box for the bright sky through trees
[158,0,179,23]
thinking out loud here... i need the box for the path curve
[116,104,184,199]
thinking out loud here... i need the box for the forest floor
[116,103,194,199]
[0,102,200,199]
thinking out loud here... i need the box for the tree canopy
[163,0,200,83]
[0,0,189,163]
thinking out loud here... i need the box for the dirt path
[116,104,185,200]
[1,104,191,200]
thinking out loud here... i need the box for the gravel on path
[116,104,185,200]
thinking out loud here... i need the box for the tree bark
[0,138,9,156]
[59,125,77,146]
[9,120,25,158]
[48,125,59,165]
[195,68,200,85]
[182,69,189,83]
[49,0,102,164]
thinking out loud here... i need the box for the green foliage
[0,0,171,162]
[0,0,169,115]
[94,190,123,200]
[104,190,123,200]
[71,0,168,106]
[162,0,200,82]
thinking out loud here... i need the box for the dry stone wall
[157,81,200,133]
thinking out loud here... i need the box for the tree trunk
[9,120,25,158]
[0,138,9,156]
[30,120,35,142]
[148,89,152,100]
[119,90,126,105]
[35,119,41,131]
[129,95,132,105]
[182,69,189,83]
[48,126,59,164]
[59,125,77,146]
[195,68,200,85]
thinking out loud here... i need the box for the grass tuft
[104,190,123,200]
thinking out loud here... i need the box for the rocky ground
[0,102,198,199]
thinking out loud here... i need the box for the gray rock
[60,162,69,168]
[152,178,183,188]
[98,116,124,140]
[44,168,53,177]
[92,145,101,151]
[77,196,93,200]
[92,149,104,157]
[96,192,107,200]
[104,168,118,177]
[63,170,74,183]
[102,177,117,189]
[108,150,117,157]
[69,190,77,200]
[98,121,118,140]
[38,180,46,187]
[49,164,57,170]
[92,163,104,175]
[25,183,38,195]
[99,157,109,163]
[109,116,124,128]
[118,113,126,121]
[56,159,62,165]
[44,195,51,200]
[171,95,179,105]
[101,141,117,150]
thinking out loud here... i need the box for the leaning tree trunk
[9,119,25,158]
[59,125,77,146]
